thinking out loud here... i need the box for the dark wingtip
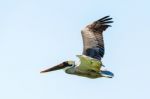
[99,16,110,21]
[86,15,113,32]
[98,16,113,24]
[102,21,113,24]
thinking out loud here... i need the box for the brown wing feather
[81,16,113,60]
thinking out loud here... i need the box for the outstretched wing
[81,16,113,60]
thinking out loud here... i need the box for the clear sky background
[0,0,150,99]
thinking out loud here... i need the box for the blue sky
[0,0,150,99]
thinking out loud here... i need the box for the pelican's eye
[67,61,75,66]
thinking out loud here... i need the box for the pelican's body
[41,16,114,78]
[65,55,103,78]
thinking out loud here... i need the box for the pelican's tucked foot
[100,70,114,78]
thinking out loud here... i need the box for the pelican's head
[40,61,75,73]
[67,61,75,67]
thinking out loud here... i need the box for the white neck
[65,66,76,74]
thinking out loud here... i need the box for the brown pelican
[40,16,114,79]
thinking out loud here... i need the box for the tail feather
[100,70,114,78]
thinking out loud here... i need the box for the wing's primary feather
[81,16,113,60]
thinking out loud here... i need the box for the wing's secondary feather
[81,16,113,60]
[76,55,102,72]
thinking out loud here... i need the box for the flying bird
[40,16,114,78]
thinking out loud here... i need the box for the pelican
[40,16,114,78]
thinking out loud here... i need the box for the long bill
[40,62,68,73]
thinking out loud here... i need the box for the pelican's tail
[100,70,114,78]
